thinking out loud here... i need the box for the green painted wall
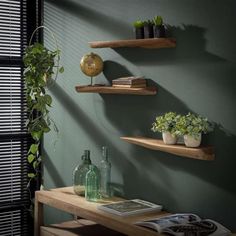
[43,0,236,230]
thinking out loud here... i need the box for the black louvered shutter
[0,0,39,235]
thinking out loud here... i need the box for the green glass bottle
[85,164,100,202]
[100,146,111,198]
[73,150,91,196]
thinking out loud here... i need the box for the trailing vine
[23,26,64,185]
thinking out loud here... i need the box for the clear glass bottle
[100,146,111,198]
[73,150,91,196]
[85,164,100,202]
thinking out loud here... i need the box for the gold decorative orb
[80,52,103,78]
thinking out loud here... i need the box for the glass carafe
[85,164,100,202]
[73,150,91,196]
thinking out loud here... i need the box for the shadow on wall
[103,60,133,85]
[111,24,226,65]
[46,0,130,37]
[43,149,67,187]
[48,83,139,195]
[47,82,189,208]
[97,82,188,138]
[100,60,236,201]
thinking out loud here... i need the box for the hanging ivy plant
[23,27,64,183]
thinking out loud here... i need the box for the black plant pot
[144,24,154,38]
[134,27,144,39]
[153,25,166,38]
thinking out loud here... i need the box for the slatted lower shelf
[40,220,125,236]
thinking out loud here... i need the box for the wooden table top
[36,186,169,236]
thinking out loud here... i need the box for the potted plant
[133,20,144,39]
[175,113,212,147]
[143,20,154,38]
[151,112,180,144]
[152,16,166,38]
[23,27,64,184]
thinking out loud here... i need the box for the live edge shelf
[121,137,215,161]
[75,85,157,95]
[89,38,176,49]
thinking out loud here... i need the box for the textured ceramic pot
[134,27,144,39]
[162,132,177,145]
[184,134,202,147]
[153,25,166,38]
[144,24,154,38]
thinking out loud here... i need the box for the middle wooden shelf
[88,38,176,49]
[121,136,215,161]
[75,85,157,95]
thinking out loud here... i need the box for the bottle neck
[102,146,108,161]
[83,158,91,165]
[82,150,91,164]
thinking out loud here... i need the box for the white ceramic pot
[184,134,202,147]
[162,132,177,145]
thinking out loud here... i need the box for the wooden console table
[34,187,169,236]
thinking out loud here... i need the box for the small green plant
[133,20,144,28]
[143,19,154,26]
[175,113,212,138]
[151,112,180,135]
[24,42,64,180]
[153,16,163,26]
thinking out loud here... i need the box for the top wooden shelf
[89,38,176,49]
[121,136,215,161]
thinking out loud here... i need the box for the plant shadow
[112,25,226,65]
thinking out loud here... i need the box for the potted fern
[24,26,64,183]
[175,113,212,147]
[151,112,180,144]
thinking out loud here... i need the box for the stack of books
[112,76,146,88]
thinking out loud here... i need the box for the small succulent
[153,16,163,26]
[133,20,145,28]
[143,20,154,26]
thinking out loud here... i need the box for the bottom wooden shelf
[120,136,215,161]
[41,220,125,236]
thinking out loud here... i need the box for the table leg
[34,192,44,236]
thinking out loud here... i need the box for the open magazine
[135,213,231,236]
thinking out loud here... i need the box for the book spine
[112,77,145,84]
[112,80,146,85]
[112,84,146,88]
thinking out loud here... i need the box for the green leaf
[133,20,144,28]
[33,161,38,169]
[28,173,36,178]
[29,144,38,154]
[44,94,52,106]
[59,66,64,73]
[39,118,51,132]
[27,154,35,163]
[31,130,43,140]
[43,126,51,133]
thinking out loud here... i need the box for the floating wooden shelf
[75,85,157,95]
[89,38,176,49]
[121,136,215,161]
